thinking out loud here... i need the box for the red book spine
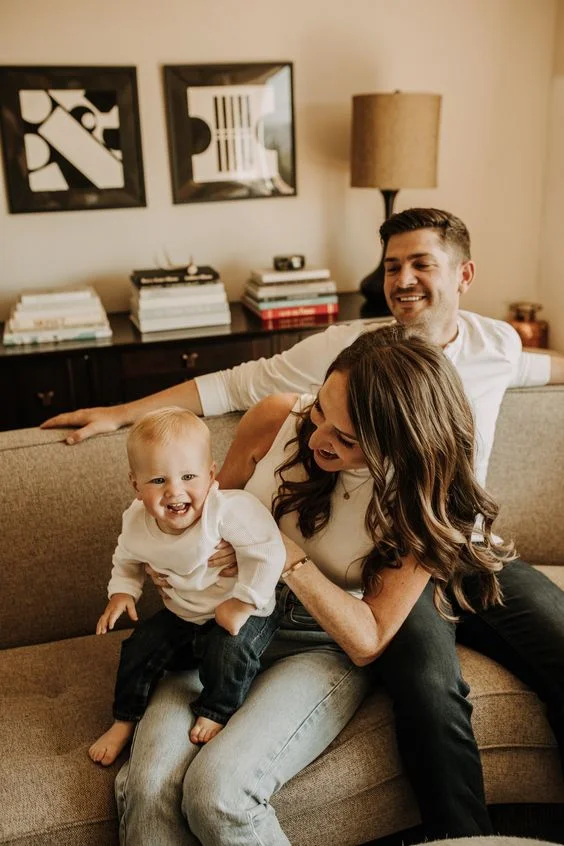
[253,303,339,320]
[260,314,339,330]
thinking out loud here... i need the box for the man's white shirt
[196,311,550,488]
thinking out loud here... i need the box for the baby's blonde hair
[127,407,212,468]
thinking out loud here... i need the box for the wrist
[116,402,135,428]
[280,555,311,581]
[221,597,255,609]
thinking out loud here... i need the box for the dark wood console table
[1,293,386,431]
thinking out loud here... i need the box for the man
[43,208,564,837]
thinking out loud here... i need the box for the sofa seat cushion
[0,631,128,846]
[2,568,563,846]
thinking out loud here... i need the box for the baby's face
[130,433,215,534]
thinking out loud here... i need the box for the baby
[89,407,286,765]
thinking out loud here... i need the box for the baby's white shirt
[108,482,286,623]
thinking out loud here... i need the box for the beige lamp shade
[350,92,442,189]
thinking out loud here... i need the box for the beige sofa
[1,386,564,846]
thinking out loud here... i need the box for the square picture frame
[163,62,296,204]
[0,65,146,213]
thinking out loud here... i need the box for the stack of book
[2,286,112,346]
[129,265,231,333]
[241,266,339,329]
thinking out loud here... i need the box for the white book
[250,267,331,284]
[19,286,98,305]
[131,293,227,310]
[131,310,231,333]
[14,301,105,317]
[245,279,337,299]
[3,324,112,346]
[9,313,107,331]
[132,302,230,320]
[133,281,226,299]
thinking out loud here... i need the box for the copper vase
[507,302,548,349]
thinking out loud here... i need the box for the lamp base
[359,262,391,316]
[358,188,397,316]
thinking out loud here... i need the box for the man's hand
[96,593,138,635]
[208,540,238,578]
[40,405,125,445]
[145,564,172,598]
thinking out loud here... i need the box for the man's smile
[393,293,426,302]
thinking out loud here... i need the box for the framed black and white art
[163,62,296,204]
[0,66,146,213]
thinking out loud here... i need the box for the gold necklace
[339,474,371,500]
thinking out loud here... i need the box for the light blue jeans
[115,587,370,845]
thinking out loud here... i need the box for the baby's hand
[96,593,138,635]
[214,598,254,636]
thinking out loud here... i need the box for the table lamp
[350,91,442,313]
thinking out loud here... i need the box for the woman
[115,326,512,845]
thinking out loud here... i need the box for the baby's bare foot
[190,716,223,745]
[89,720,134,766]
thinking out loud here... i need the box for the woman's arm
[204,393,297,575]
[216,393,298,489]
[281,534,430,666]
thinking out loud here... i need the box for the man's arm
[41,377,204,444]
[40,321,366,443]
[548,354,564,384]
[192,322,368,416]
[522,347,564,385]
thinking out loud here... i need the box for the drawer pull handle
[181,352,200,369]
[37,390,55,407]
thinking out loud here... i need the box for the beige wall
[540,0,564,352]
[0,0,557,324]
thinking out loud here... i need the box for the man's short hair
[379,208,471,262]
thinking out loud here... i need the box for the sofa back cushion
[486,386,564,565]
[1,387,563,650]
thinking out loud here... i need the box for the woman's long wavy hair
[272,326,514,619]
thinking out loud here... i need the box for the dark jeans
[372,559,564,840]
[114,607,279,725]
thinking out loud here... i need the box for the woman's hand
[207,540,238,577]
[145,564,172,598]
